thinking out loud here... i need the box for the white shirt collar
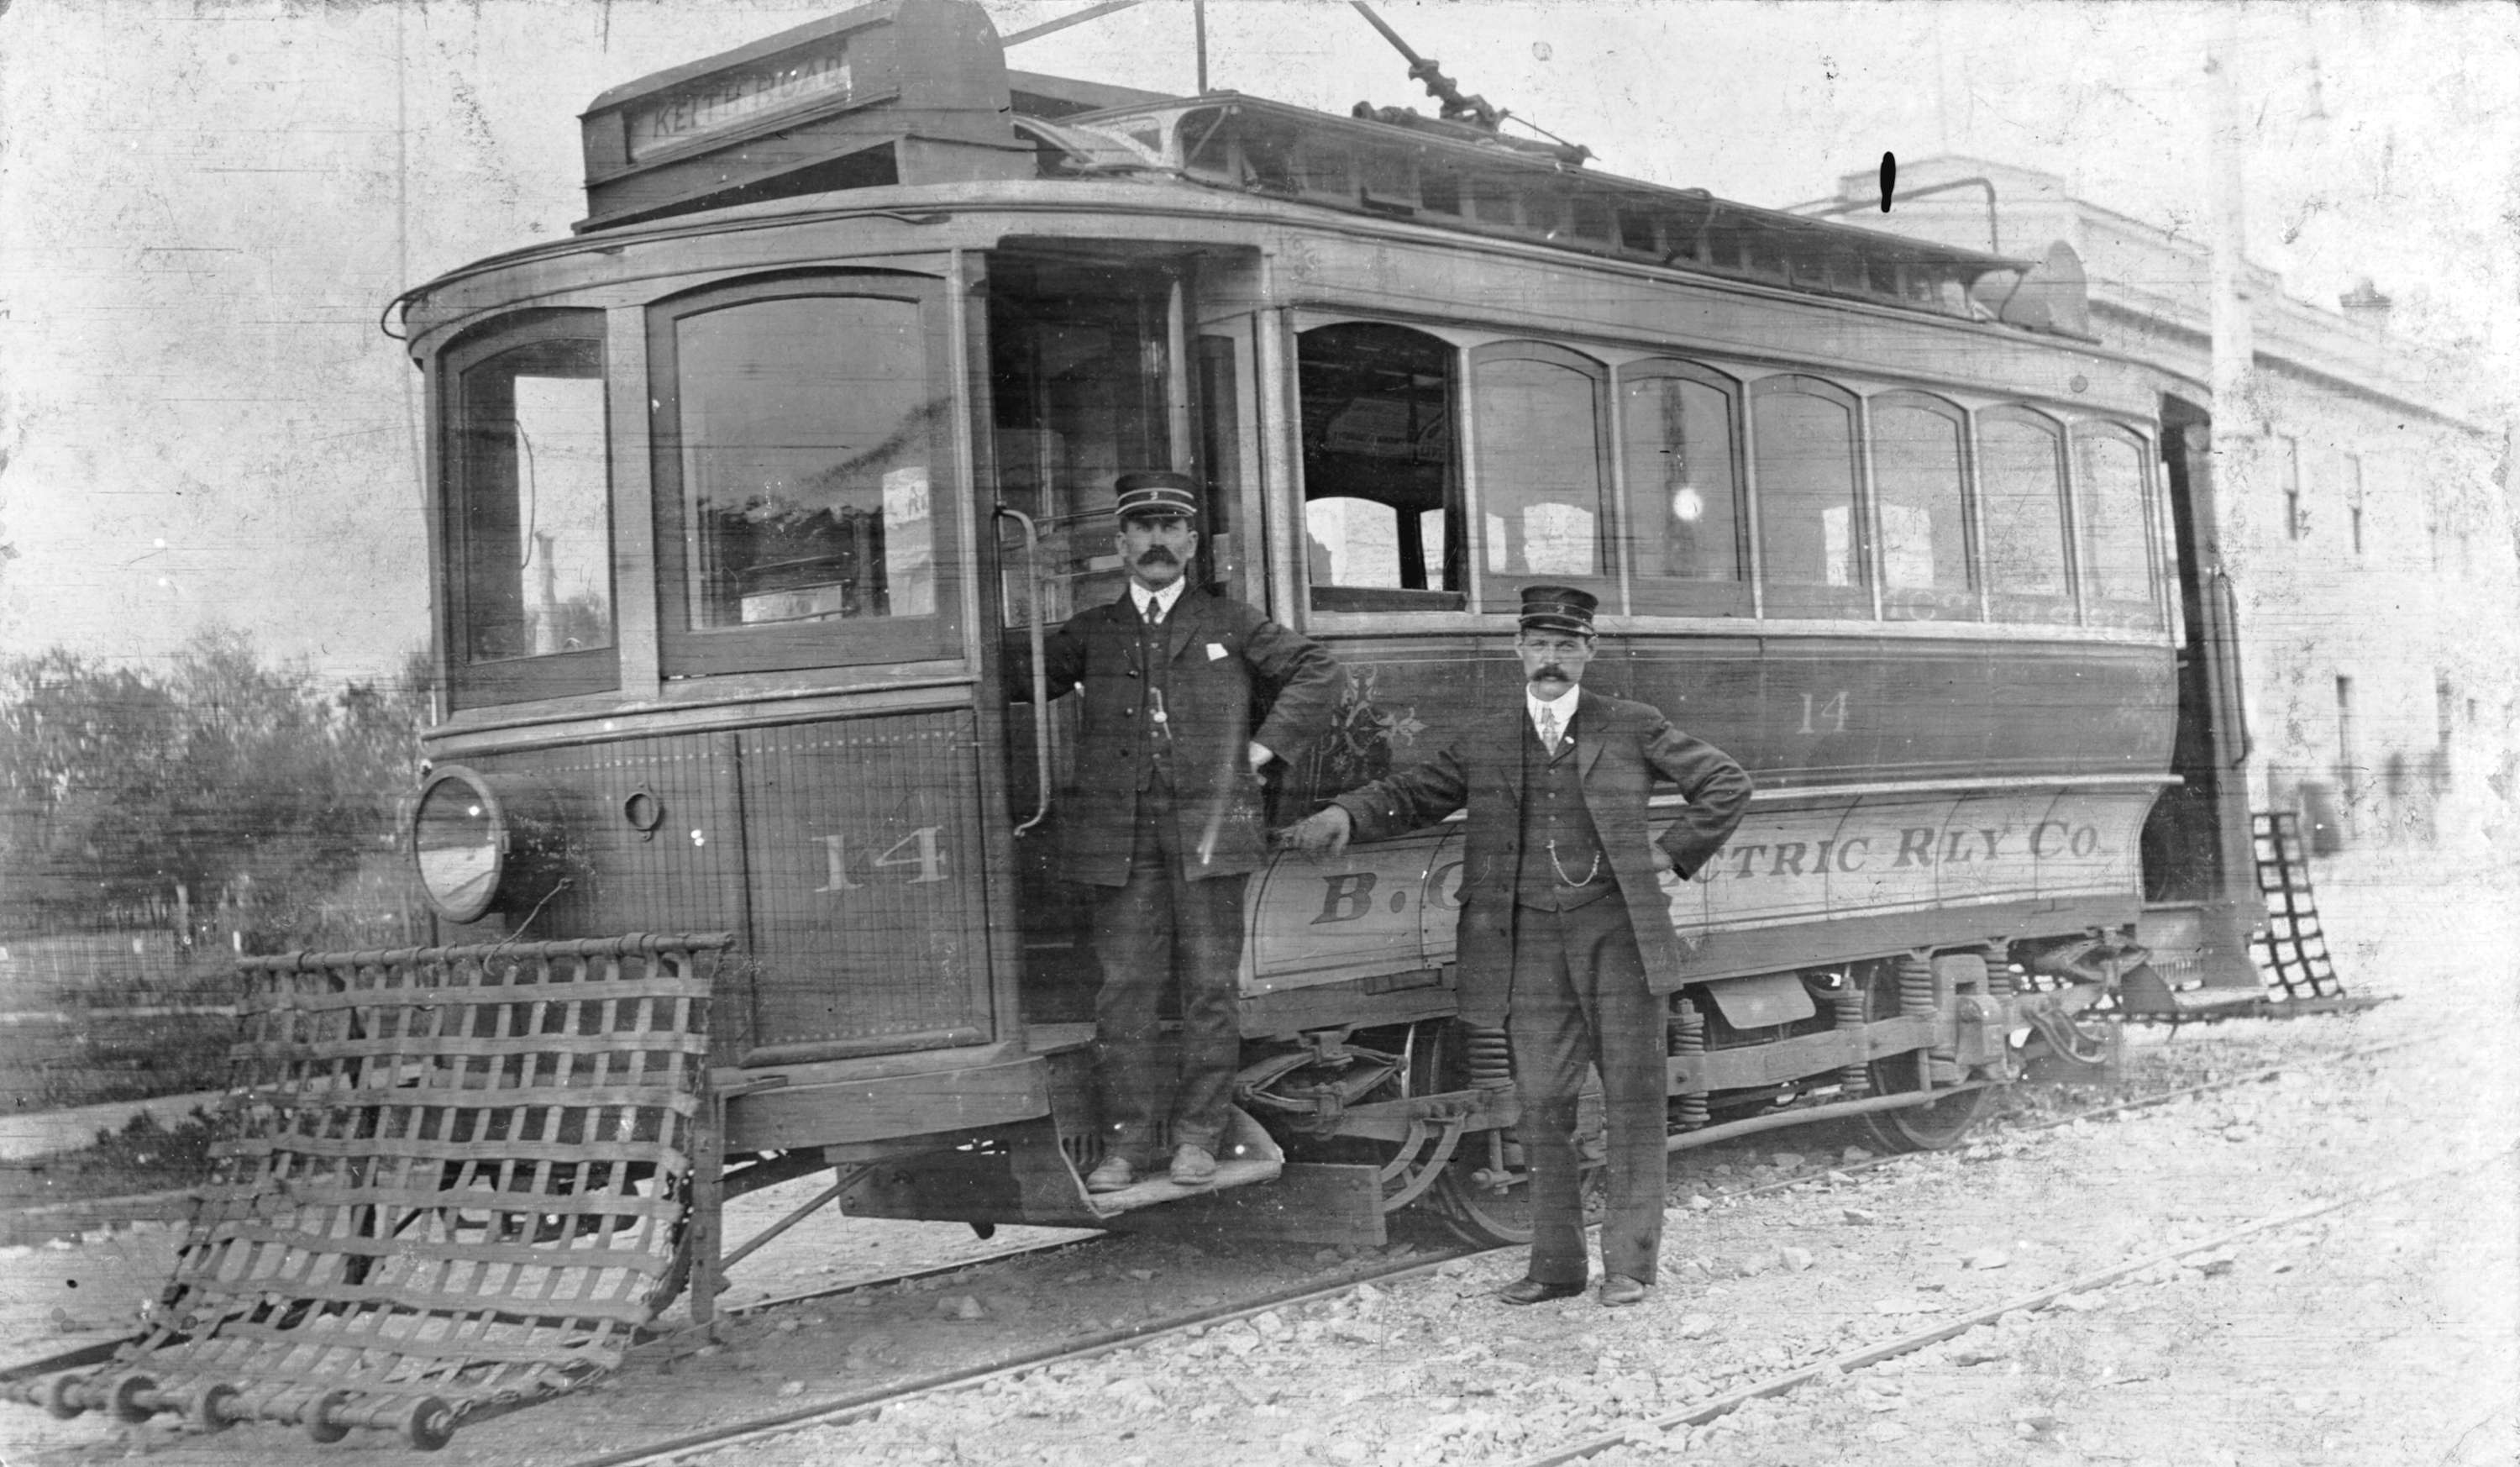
[1131,579,1187,622]
[1526,684,1581,730]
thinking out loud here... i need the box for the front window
[650,275,958,676]
[443,310,617,707]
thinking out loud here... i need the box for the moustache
[1528,665,1568,683]
[1135,546,1182,567]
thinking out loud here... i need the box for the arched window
[1619,360,1748,617]
[1868,392,1977,622]
[2074,423,2164,632]
[1977,407,2075,625]
[1472,342,1613,599]
[442,308,617,708]
[1750,375,1868,619]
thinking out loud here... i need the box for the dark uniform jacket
[1330,687,1753,1026]
[1021,586,1343,886]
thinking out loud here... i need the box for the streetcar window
[649,277,959,676]
[1619,360,1748,617]
[442,310,617,707]
[1299,322,1462,612]
[679,297,936,626]
[2074,426,2164,632]
[1978,408,2076,625]
[1870,393,1977,622]
[1473,343,1612,591]
[1750,376,1869,619]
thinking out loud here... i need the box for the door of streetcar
[980,246,1252,1024]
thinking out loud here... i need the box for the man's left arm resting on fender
[1644,721,1755,879]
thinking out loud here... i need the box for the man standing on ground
[1284,586,1751,1305]
[1022,471,1343,1192]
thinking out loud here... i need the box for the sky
[1,0,2512,683]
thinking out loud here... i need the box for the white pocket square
[1205,643,1227,660]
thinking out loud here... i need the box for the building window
[2345,452,2365,555]
[1618,360,1747,617]
[2334,673,2358,808]
[2286,439,2305,540]
[1869,392,1976,622]
[1750,375,1868,620]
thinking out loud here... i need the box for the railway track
[1509,1144,2509,1467]
[558,1026,2420,1467]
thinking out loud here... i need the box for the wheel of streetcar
[1859,1077,1989,1153]
[1858,960,1991,1154]
[1430,1120,1606,1247]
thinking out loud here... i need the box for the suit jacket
[1331,686,1753,1026]
[1017,586,1343,886]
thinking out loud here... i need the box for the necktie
[1539,707,1562,755]
[1146,597,1163,626]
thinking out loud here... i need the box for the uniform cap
[1112,471,1200,521]
[1517,584,1598,634]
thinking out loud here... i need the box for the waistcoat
[1131,607,1177,793]
[1515,714,1614,911]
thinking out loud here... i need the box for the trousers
[1508,899,1667,1286]
[1089,781,1245,1163]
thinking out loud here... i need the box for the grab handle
[995,505,1055,836]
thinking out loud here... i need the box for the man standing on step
[1284,585,1751,1306]
[1021,471,1343,1193]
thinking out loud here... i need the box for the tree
[0,630,428,944]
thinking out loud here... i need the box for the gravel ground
[3,844,2512,1466]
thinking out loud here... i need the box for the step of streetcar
[1084,1107,1284,1217]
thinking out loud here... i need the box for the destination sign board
[626,37,857,162]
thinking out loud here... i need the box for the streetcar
[11,1,2291,1442]
[18,4,2275,1442]
[395,0,2267,1264]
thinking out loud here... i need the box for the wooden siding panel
[736,711,995,1060]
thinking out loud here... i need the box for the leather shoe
[1084,1155,1136,1194]
[1497,1276,1588,1306]
[1598,1273,1651,1307]
[1168,1144,1218,1187]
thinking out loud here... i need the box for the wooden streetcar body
[387,0,2260,1307]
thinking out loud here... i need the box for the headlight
[412,767,507,922]
[410,766,568,923]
